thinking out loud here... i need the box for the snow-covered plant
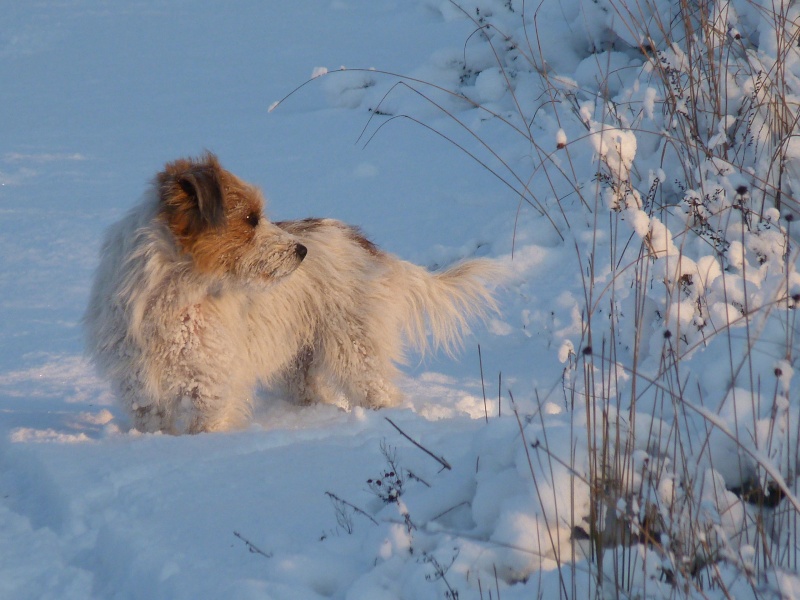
[295,0,800,596]
[367,441,408,504]
[533,0,800,593]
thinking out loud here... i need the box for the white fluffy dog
[85,153,500,434]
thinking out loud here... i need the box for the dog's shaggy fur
[84,153,500,434]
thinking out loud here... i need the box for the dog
[84,153,500,434]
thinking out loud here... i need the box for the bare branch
[385,417,452,471]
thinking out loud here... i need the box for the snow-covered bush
[294,0,800,596]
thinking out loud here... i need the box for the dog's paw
[360,382,402,410]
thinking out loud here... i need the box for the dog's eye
[245,212,260,228]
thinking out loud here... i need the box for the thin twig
[479,344,488,422]
[406,469,432,488]
[233,531,273,558]
[497,372,502,417]
[430,500,471,522]
[325,492,379,526]
[385,417,452,470]
[509,391,569,599]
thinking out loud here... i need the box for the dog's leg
[333,338,402,409]
[132,403,172,433]
[350,375,401,409]
[175,387,216,434]
[147,304,254,434]
[171,381,252,434]
[282,345,338,406]
[117,372,176,433]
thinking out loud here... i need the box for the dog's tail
[395,258,504,357]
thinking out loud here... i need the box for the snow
[2,0,800,599]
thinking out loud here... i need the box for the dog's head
[157,153,307,286]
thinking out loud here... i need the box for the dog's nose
[295,243,308,260]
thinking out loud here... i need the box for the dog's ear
[177,166,225,231]
[159,154,226,237]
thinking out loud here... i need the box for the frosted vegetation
[300,0,800,596]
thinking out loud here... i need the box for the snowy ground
[2,1,799,599]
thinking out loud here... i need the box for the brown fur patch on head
[158,152,226,237]
[157,152,266,275]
